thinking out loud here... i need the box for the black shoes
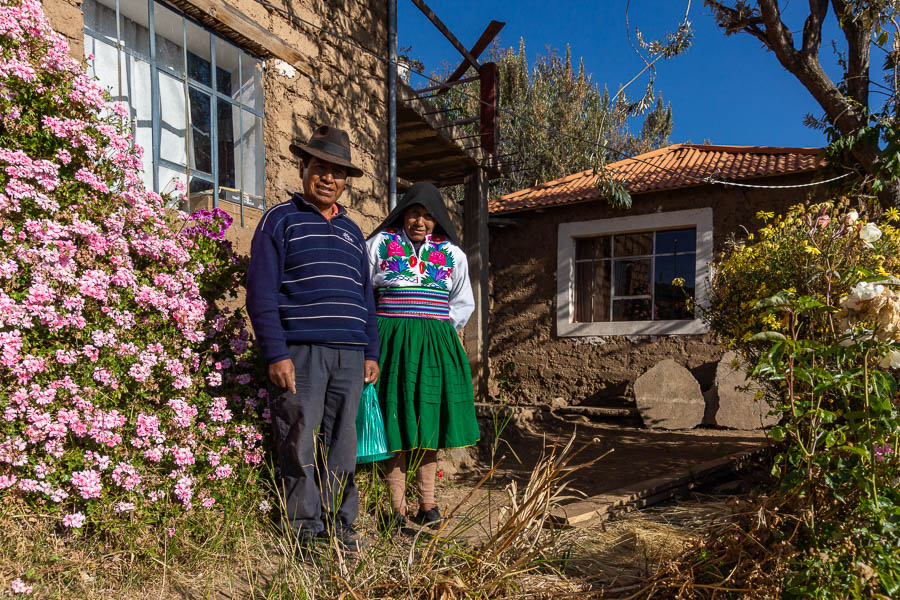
[333,525,370,553]
[415,506,442,526]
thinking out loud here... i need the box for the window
[83,0,265,215]
[557,208,712,336]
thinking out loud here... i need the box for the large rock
[715,352,779,429]
[633,359,705,430]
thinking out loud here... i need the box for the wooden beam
[410,0,480,69]
[463,167,490,400]
[437,20,505,95]
[179,0,313,77]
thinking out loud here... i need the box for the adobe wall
[488,174,828,405]
[40,0,391,254]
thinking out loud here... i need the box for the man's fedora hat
[289,125,364,177]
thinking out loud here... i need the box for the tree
[705,0,900,206]
[432,41,676,205]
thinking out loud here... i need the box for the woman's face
[403,204,436,242]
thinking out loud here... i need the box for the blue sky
[398,1,852,149]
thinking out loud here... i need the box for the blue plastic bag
[356,382,392,463]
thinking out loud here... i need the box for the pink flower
[386,240,404,258]
[62,512,85,528]
[10,578,32,594]
[429,250,446,265]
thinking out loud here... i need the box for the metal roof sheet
[489,144,824,214]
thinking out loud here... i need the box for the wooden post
[463,167,489,400]
[479,62,498,156]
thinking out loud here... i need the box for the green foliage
[430,41,676,202]
[706,201,900,597]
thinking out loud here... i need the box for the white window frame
[557,207,713,336]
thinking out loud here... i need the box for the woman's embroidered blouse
[366,228,475,330]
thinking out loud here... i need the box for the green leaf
[753,293,792,310]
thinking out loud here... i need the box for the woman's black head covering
[368,182,460,245]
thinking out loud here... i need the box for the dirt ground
[437,408,770,511]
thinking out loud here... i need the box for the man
[246,125,379,552]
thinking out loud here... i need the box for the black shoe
[415,506,442,526]
[292,530,323,560]
[334,525,370,553]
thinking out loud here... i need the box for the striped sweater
[246,194,379,364]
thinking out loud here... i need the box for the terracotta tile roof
[489,144,825,214]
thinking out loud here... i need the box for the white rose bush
[0,0,270,547]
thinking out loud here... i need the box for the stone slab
[715,352,779,430]
[633,359,705,430]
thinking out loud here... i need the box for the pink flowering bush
[0,0,269,532]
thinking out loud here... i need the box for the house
[487,144,828,405]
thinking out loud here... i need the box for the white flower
[851,281,884,301]
[845,210,859,225]
[879,349,900,369]
[860,222,883,245]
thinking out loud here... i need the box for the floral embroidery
[377,232,415,281]
[375,232,456,290]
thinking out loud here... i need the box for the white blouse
[366,228,475,330]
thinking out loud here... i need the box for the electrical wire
[254,0,854,192]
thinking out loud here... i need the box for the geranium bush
[695,202,900,598]
[0,0,269,536]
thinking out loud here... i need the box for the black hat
[289,125,364,177]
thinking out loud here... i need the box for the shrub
[0,0,269,537]
[701,201,900,598]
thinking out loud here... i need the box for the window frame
[556,208,713,337]
[82,0,266,218]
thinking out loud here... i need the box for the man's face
[302,156,347,210]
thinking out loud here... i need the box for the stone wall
[488,173,828,405]
[40,0,391,247]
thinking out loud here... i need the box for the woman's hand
[364,360,380,384]
[268,358,296,394]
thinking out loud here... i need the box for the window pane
[158,164,186,208]
[186,20,211,86]
[614,232,653,257]
[613,259,651,297]
[85,35,119,98]
[188,88,212,173]
[239,51,263,112]
[654,254,696,320]
[575,236,610,261]
[217,99,240,190]
[120,0,150,59]
[240,109,264,207]
[83,0,118,41]
[216,39,240,98]
[159,70,187,165]
[575,260,610,323]
[154,2,184,74]
[613,298,652,321]
[655,228,696,254]
[187,175,214,213]
[123,54,153,191]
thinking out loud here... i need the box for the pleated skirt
[376,316,480,451]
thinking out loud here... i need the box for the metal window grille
[82,0,266,225]
[574,228,697,323]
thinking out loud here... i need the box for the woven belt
[376,287,450,320]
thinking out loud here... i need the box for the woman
[366,182,480,528]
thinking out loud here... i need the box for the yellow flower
[671,277,685,287]
[803,244,821,255]
[885,207,900,222]
[756,211,775,222]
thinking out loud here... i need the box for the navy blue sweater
[246,194,379,364]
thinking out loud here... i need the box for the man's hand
[364,360,380,384]
[269,358,296,394]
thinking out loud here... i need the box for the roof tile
[489,144,826,215]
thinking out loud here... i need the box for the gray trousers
[269,344,364,535]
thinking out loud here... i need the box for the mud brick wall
[41,0,391,255]
[488,174,829,405]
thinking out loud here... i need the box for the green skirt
[376,316,480,452]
